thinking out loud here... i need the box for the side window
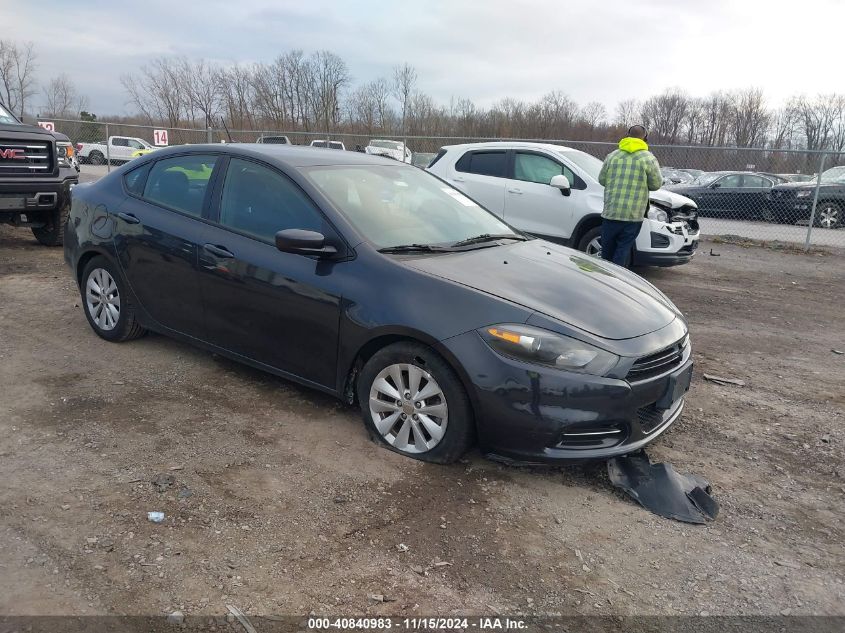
[127,139,145,150]
[514,152,577,185]
[219,158,323,242]
[716,174,742,188]
[111,137,128,147]
[455,151,507,178]
[742,175,771,188]
[123,162,151,196]
[142,154,217,217]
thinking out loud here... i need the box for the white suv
[427,142,700,266]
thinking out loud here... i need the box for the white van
[427,142,700,266]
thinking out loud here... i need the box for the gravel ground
[0,225,843,618]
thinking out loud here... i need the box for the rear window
[455,151,507,178]
[142,154,218,217]
[123,163,151,196]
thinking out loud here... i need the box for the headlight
[55,142,72,167]
[478,324,620,376]
[795,190,812,198]
[647,205,669,223]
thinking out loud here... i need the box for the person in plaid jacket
[597,125,663,267]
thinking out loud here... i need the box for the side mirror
[275,229,338,258]
[550,174,571,196]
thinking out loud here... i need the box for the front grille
[650,231,671,247]
[0,139,53,176]
[628,338,686,381]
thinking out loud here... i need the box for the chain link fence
[42,117,845,250]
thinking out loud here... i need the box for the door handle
[451,176,465,183]
[203,243,234,259]
[117,212,140,224]
[507,187,523,194]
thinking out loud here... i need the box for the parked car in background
[365,139,412,163]
[310,140,345,150]
[679,168,704,180]
[757,172,790,185]
[65,143,693,464]
[411,152,437,169]
[778,173,815,183]
[0,101,78,245]
[766,166,845,228]
[257,135,291,144]
[427,142,699,266]
[666,171,778,220]
[660,167,694,185]
[77,136,153,165]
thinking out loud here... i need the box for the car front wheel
[815,202,842,229]
[357,342,474,463]
[578,226,603,258]
[80,256,147,342]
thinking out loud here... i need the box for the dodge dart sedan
[65,145,693,464]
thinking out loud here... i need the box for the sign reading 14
[153,129,169,146]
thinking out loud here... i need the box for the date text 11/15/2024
[307,617,527,630]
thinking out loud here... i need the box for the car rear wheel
[578,226,603,258]
[357,342,474,463]
[80,256,146,342]
[89,151,104,166]
[815,202,842,229]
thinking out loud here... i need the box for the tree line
[4,39,845,155]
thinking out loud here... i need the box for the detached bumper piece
[607,451,719,524]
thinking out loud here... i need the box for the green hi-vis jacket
[597,137,663,222]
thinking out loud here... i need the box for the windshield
[370,140,402,150]
[556,149,603,182]
[303,164,519,249]
[0,102,17,124]
[820,166,845,183]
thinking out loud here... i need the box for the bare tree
[393,63,417,142]
[216,64,255,129]
[310,51,349,136]
[730,88,769,148]
[121,57,187,127]
[0,40,37,117]
[181,58,220,127]
[580,101,607,134]
[368,78,393,131]
[614,99,640,128]
[640,89,689,143]
[42,74,88,118]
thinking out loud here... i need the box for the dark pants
[601,219,642,267]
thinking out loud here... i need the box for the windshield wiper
[451,233,528,248]
[377,244,454,254]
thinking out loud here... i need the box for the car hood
[650,188,697,209]
[404,241,680,340]
[771,180,839,191]
[0,122,56,139]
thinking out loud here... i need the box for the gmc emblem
[0,148,26,160]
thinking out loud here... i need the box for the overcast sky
[5,0,844,117]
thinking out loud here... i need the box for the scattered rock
[152,474,176,493]
[333,496,347,504]
[178,488,192,499]
[60,504,70,511]
[167,610,185,625]
[410,565,424,575]
[832,349,843,355]
[396,543,409,553]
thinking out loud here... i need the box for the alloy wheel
[818,204,841,229]
[586,236,603,258]
[85,268,121,331]
[368,363,448,454]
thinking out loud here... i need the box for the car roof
[441,140,582,155]
[146,143,398,167]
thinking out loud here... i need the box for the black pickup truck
[0,102,79,245]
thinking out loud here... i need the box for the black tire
[31,203,69,246]
[80,256,147,342]
[357,342,474,464]
[577,225,603,256]
[814,201,842,229]
[89,151,104,166]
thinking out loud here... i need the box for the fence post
[105,123,111,173]
[207,126,213,143]
[804,152,827,251]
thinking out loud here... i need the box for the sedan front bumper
[443,330,693,463]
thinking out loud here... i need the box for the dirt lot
[1,225,843,618]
